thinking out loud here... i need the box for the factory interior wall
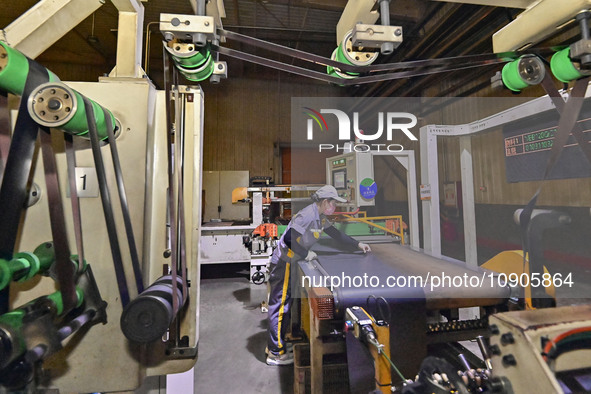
[429,96,591,269]
[201,72,345,184]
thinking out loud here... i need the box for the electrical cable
[543,327,591,362]
[373,341,406,383]
[366,295,391,324]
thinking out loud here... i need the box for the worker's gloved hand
[358,243,371,253]
[305,251,317,261]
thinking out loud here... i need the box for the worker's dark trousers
[267,252,292,356]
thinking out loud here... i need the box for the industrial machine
[297,243,510,393]
[326,152,375,210]
[325,150,420,247]
[2,0,591,392]
[0,5,205,389]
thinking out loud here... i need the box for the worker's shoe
[266,351,294,366]
[265,343,293,355]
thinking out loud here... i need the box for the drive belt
[64,134,85,273]
[172,68,188,306]
[40,128,77,313]
[83,96,130,307]
[539,73,591,164]
[519,72,590,304]
[0,59,49,313]
[0,93,10,186]
[163,48,180,318]
[102,109,144,294]
[213,45,501,86]
[163,47,190,329]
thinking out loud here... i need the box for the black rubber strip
[174,95,188,302]
[64,134,85,273]
[163,48,180,317]
[83,96,130,307]
[102,108,144,294]
[40,128,77,313]
[0,59,48,259]
[218,28,514,74]
[0,93,11,186]
[520,76,590,303]
[0,59,49,313]
[540,73,591,166]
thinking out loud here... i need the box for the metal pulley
[27,82,118,140]
[120,275,186,343]
[501,55,545,92]
[327,30,379,80]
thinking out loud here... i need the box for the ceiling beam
[431,0,533,9]
[3,0,104,58]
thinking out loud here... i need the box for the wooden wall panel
[202,73,343,184]
[433,98,591,207]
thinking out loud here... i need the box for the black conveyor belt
[301,252,424,319]
[298,243,511,378]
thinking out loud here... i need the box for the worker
[266,185,371,366]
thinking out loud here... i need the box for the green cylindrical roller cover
[27,82,115,140]
[46,288,84,316]
[502,55,545,92]
[165,42,210,68]
[176,54,215,82]
[326,48,357,81]
[33,242,58,273]
[172,49,210,69]
[0,41,58,96]
[551,47,584,83]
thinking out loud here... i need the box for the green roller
[165,42,215,82]
[326,48,357,81]
[171,46,210,69]
[551,47,584,83]
[334,43,358,75]
[176,53,215,82]
[59,88,115,139]
[0,253,37,290]
[0,242,79,290]
[501,55,545,92]
[46,288,84,315]
[27,82,115,140]
[0,41,59,96]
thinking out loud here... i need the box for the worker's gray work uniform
[267,202,332,355]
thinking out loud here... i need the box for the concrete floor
[193,264,293,393]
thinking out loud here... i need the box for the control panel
[326,152,375,208]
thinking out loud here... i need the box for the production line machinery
[0,39,204,391]
[294,241,591,394]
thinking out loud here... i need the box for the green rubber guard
[177,54,215,82]
[47,288,84,316]
[172,45,210,68]
[326,47,357,81]
[501,58,529,92]
[551,47,584,83]
[61,88,115,140]
[0,41,58,96]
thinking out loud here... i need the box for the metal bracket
[352,23,403,50]
[160,13,216,46]
[165,338,198,360]
[210,61,227,84]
